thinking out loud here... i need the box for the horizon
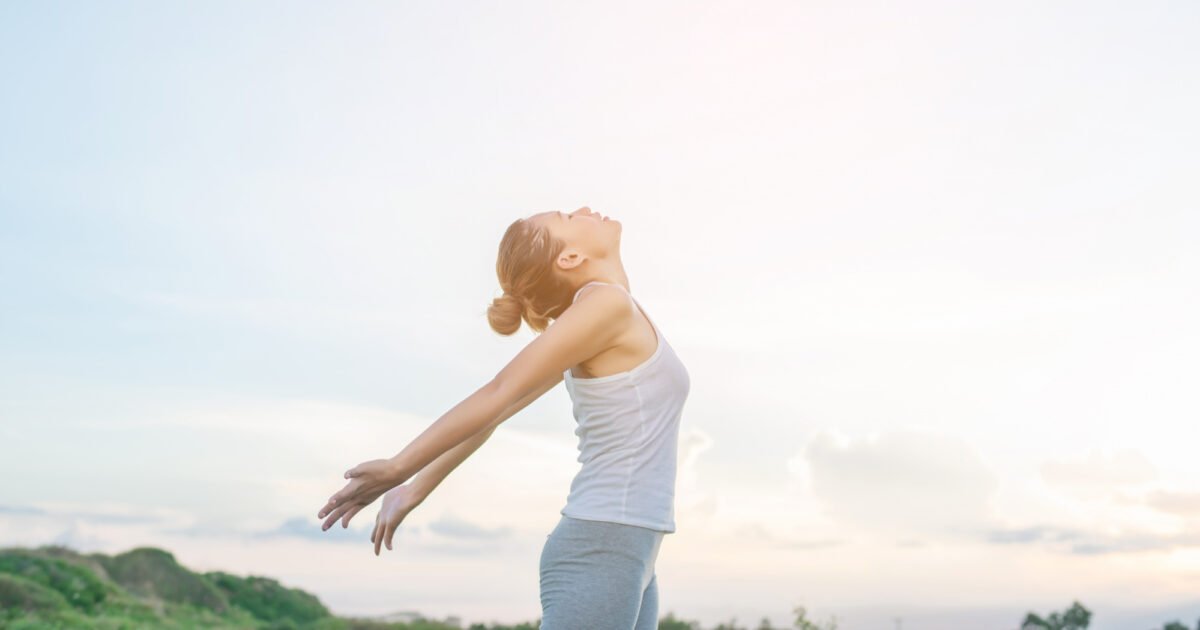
[3,540,1197,630]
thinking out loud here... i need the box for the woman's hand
[370,483,426,555]
[317,458,408,532]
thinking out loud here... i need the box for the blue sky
[2,2,1199,628]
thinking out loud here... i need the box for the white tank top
[559,281,691,533]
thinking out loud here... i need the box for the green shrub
[0,572,71,614]
[206,570,331,625]
[97,547,230,613]
[0,548,112,613]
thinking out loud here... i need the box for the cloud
[675,427,718,521]
[58,510,169,526]
[0,502,187,527]
[159,514,427,547]
[985,523,1200,555]
[425,513,513,540]
[0,504,48,516]
[1040,448,1157,490]
[0,502,196,553]
[1142,490,1200,519]
[0,502,397,548]
[729,522,848,550]
[803,429,998,536]
[985,525,1087,545]
[3,503,512,554]
[253,516,385,545]
[50,521,110,550]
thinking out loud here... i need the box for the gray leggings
[538,515,666,630]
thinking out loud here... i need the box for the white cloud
[803,428,999,537]
[1041,448,1158,491]
[675,426,718,524]
[1141,490,1200,520]
[985,522,1200,556]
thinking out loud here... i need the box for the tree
[793,605,838,630]
[657,611,702,630]
[1020,600,1091,630]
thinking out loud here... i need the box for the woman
[316,206,690,629]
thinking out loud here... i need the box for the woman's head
[487,206,622,335]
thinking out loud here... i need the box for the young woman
[316,206,691,629]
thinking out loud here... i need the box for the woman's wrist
[395,453,441,500]
[407,475,438,502]
[385,455,416,489]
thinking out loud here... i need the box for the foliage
[0,572,71,613]
[206,570,330,625]
[0,547,114,613]
[97,546,231,613]
[793,605,838,630]
[657,611,702,629]
[1020,601,1091,630]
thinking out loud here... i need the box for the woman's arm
[377,287,630,486]
[321,370,567,532]
[321,285,630,522]
[360,370,568,553]
[408,371,564,501]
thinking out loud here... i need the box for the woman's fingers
[318,495,341,519]
[321,492,373,530]
[340,504,365,528]
[374,508,385,556]
[319,490,343,517]
[319,478,364,519]
[321,503,355,531]
[384,516,399,551]
[328,481,355,506]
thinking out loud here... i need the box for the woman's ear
[556,247,586,271]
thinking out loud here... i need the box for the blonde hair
[487,217,574,335]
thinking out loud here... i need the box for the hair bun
[487,291,525,336]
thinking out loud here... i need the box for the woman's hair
[487,217,574,336]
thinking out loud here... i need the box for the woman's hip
[539,515,664,589]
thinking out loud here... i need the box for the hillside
[0,544,538,630]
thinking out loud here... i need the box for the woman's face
[529,206,622,272]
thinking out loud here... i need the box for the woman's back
[560,281,691,533]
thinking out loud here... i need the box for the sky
[1,1,1198,629]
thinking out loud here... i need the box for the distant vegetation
[0,544,519,629]
[1,545,1196,629]
[1019,600,1199,630]
[0,544,698,629]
